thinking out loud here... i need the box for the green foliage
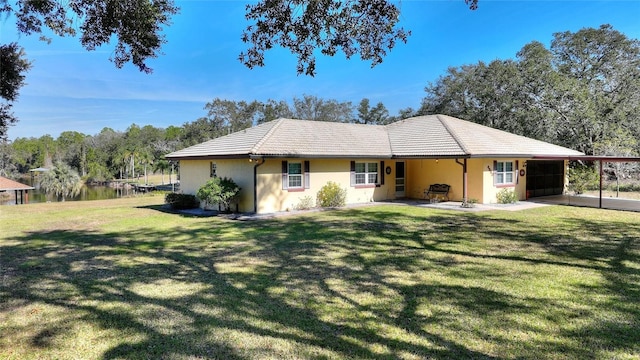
[85,162,111,183]
[39,161,83,201]
[316,181,347,208]
[421,25,640,157]
[242,1,477,76]
[0,43,32,139]
[196,177,241,213]
[165,193,199,210]
[4,1,179,74]
[294,195,315,211]
[568,164,599,194]
[607,182,640,192]
[496,188,518,204]
[356,98,390,125]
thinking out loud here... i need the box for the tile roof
[0,176,35,191]
[253,119,391,157]
[386,115,467,157]
[166,115,583,160]
[390,115,584,158]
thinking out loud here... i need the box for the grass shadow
[1,204,639,358]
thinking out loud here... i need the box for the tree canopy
[0,42,31,138]
[0,0,478,138]
[240,0,477,76]
[420,24,640,157]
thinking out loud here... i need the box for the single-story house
[166,114,583,213]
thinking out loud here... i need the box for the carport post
[599,159,603,209]
[455,158,468,203]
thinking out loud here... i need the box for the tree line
[0,95,411,182]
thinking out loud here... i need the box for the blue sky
[2,0,639,140]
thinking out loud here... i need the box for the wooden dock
[132,184,156,192]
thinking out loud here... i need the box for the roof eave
[166,153,395,160]
[392,154,470,159]
[165,154,252,160]
[468,153,583,159]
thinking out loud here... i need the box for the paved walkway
[183,195,640,221]
[232,199,551,220]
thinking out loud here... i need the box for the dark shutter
[493,160,498,186]
[350,161,356,187]
[282,160,288,190]
[380,161,385,185]
[304,160,310,189]
[515,160,519,184]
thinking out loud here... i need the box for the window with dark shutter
[282,160,288,190]
[350,161,356,187]
[304,161,310,189]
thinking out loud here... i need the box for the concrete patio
[526,194,640,212]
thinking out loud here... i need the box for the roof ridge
[250,118,285,154]
[384,120,394,154]
[436,114,470,155]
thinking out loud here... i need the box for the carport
[533,155,640,211]
[0,176,35,205]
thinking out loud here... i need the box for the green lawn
[1,196,639,359]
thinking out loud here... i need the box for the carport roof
[0,176,35,191]
[166,114,583,160]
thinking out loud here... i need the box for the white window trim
[495,161,515,185]
[288,162,303,189]
[355,162,378,185]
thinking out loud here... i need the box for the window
[288,162,302,188]
[495,161,514,185]
[210,162,217,177]
[282,160,310,190]
[353,162,378,186]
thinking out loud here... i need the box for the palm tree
[139,150,154,184]
[39,162,83,201]
[114,150,129,181]
[154,159,170,185]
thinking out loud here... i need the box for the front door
[395,161,405,198]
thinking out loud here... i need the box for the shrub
[316,181,347,208]
[196,177,241,213]
[607,182,640,192]
[294,195,315,210]
[165,193,199,210]
[567,164,598,194]
[496,188,518,204]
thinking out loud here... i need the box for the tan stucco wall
[179,156,556,213]
[404,158,533,203]
[480,158,528,203]
[178,159,255,212]
[256,158,396,213]
[405,159,468,201]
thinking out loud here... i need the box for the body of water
[2,178,146,205]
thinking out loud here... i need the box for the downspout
[455,158,468,203]
[253,158,265,213]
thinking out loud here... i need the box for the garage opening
[526,160,564,197]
